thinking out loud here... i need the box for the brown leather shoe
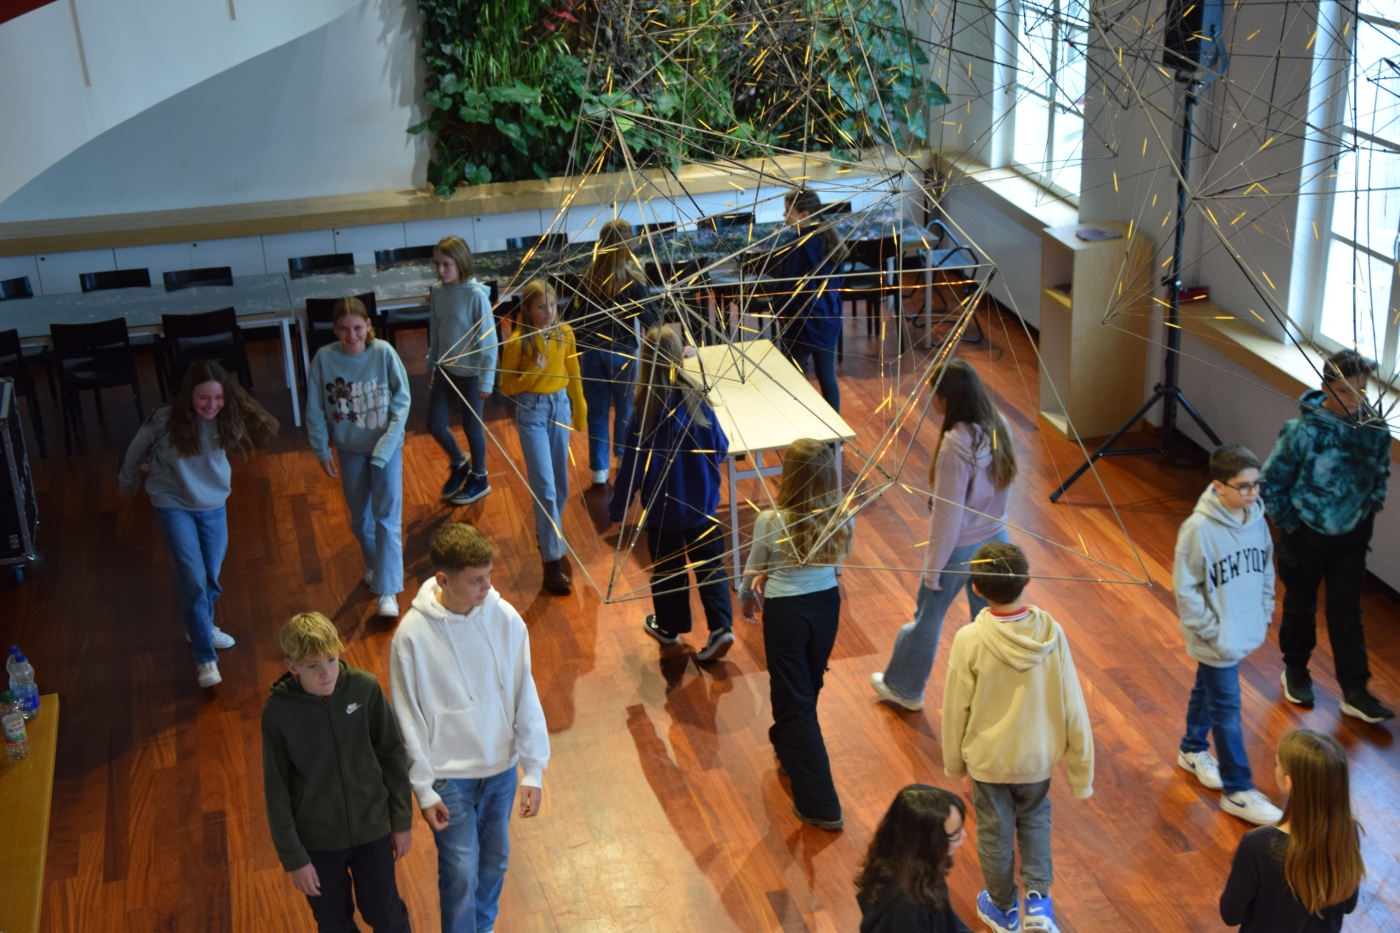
[542,559,572,594]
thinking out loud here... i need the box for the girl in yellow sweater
[499,279,587,593]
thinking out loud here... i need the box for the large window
[1010,0,1088,197]
[1317,6,1399,373]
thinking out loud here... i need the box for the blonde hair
[434,236,474,281]
[582,220,646,297]
[774,438,851,565]
[1277,729,1365,914]
[430,522,498,570]
[332,296,376,343]
[634,324,710,433]
[280,612,345,664]
[515,279,560,355]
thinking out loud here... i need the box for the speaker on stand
[0,378,38,582]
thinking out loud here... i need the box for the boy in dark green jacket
[262,611,414,932]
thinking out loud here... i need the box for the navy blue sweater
[608,389,729,531]
[772,228,844,352]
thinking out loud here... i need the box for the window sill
[930,150,1079,230]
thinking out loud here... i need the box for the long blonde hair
[927,358,1017,490]
[515,279,561,357]
[1277,729,1365,915]
[775,438,851,565]
[582,219,646,296]
[634,324,709,433]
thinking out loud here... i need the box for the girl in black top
[856,785,973,933]
[1220,729,1363,932]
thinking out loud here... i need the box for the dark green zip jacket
[261,663,413,871]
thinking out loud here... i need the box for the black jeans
[427,369,487,472]
[765,587,841,821]
[644,523,732,635]
[1277,514,1374,692]
[304,835,411,933]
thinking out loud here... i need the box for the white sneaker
[376,594,400,618]
[870,672,923,711]
[1221,789,1283,826]
[364,569,374,588]
[1178,750,1223,790]
[591,469,609,485]
[197,662,222,688]
[186,627,236,650]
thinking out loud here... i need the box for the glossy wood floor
[4,300,1398,933]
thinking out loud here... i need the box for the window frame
[1004,0,1089,201]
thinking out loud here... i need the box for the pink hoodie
[922,422,1011,589]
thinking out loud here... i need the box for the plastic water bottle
[5,646,18,677]
[8,652,38,720]
[1,691,26,761]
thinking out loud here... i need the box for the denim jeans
[338,447,404,595]
[304,835,411,933]
[153,506,228,666]
[513,389,571,561]
[972,779,1053,912]
[790,344,840,412]
[1277,514,1374,692]
[579,348,634,473]
[881,529,1009,702]
[427,370,487,474]
[1180,662,1253,794]
[433,770,518,933]
[765,587,841,821]
[644,523,732,634]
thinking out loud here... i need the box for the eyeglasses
[1224,481,1264,495]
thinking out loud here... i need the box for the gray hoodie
[118,407,230,511]
[1172,485,1276,668]
[923,422,1012,588]
[305,339,411,466]
[427,279,498,392]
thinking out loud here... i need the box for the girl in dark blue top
[772,188,846,411]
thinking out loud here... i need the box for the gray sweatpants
[972,778,1053,911]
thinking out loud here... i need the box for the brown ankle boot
[542,559,571,594]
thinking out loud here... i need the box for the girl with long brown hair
[856,785,972,932]
[872,357,1018,711]
[1221,728,1363,931]
[119,360,279,688]
[739,438,853,830]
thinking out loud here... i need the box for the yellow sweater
[498,323,587,432]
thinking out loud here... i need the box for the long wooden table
[0,693,60,933]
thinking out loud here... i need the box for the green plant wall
[411,0,945,195]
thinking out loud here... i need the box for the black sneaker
[441,461,473,500]
[642,615,680,645]
[694,628,735,662]
[792,803,843,831]
[450,472,491,506]
[1281,668,1315,706]
[1341,689,1395,723]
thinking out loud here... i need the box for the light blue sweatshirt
[738,508,853,601]
[306,339,411,467]
[427,279,498,392]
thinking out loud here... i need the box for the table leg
[280,319,302,427]
[924,263,934,349]
[729,455,740,589]
[835,442,844,576]
[298,314,312,391]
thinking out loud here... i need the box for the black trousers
[1277,514,1374,693]
[765,587,841,821]
[304,835,411,933]
[645,523,732,635]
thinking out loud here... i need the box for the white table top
[686,339,855,456]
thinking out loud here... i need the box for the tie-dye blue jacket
[1261,389,1391,536]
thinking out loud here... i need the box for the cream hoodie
[942,606,1094,796]
[389,579,550,809]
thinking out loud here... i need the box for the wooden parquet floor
[3,301,1398,932]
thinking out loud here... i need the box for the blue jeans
[1180,662,1253,794]
[433,770,518,933]
[338,447,404,595]
[790,343,840,412]
[153,506,228,666]
[579,348,634,472]
[513,390,571,561]
[427,370,487,473]
[881,529,1009,702]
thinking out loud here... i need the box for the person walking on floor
[119,360,279,688]
[1173,443,1284,826]
[855,785,974,933]
[609,324,734,661]
[872,358,1017,711]
[426,235,497,506]
[306,297,411,619]
[942,541,1094,933]
[772,187,846,411]
[1262,349,1393,723]
[739,438,853,831]
[1220,728,1363,932]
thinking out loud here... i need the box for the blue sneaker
[976,891,1020,933]
[1023,891,1059,932]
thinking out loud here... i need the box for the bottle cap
[14,653,24,662]
[0,691,13,702]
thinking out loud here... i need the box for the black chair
[304,293,381,360]
[701,212,755,233]
[374,246,436,270]
[826,201,854,215]
[162,308,253,389]
[288,253,356,278]
[0,276,33,301]
[77,267,166,398]
[0,329,46,459]
[645,260,711,338]
[901,220,984,346]
[837,236,903,358]
[50,318,144,456]
[632,222,677,236]
[505,234,568,251]
[164,266,234,291]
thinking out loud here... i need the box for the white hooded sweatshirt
[1172,485,1276,668]
[389,579,550,809]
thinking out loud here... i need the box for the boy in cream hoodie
[390,523,549,933]
[943,541,1093,933]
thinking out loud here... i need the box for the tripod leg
[1171,388,1224,447]
[1049,388,1166,502]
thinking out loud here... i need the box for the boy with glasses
[1173,445,1283,826]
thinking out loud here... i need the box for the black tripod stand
[1049,79,1222,502]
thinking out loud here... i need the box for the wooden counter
[0,693,60,933]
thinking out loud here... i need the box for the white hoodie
[389,579,550,809]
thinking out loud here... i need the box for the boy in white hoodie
[390,523,549,933]
[1173,445,1282,828]
[943,541,1093,933]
